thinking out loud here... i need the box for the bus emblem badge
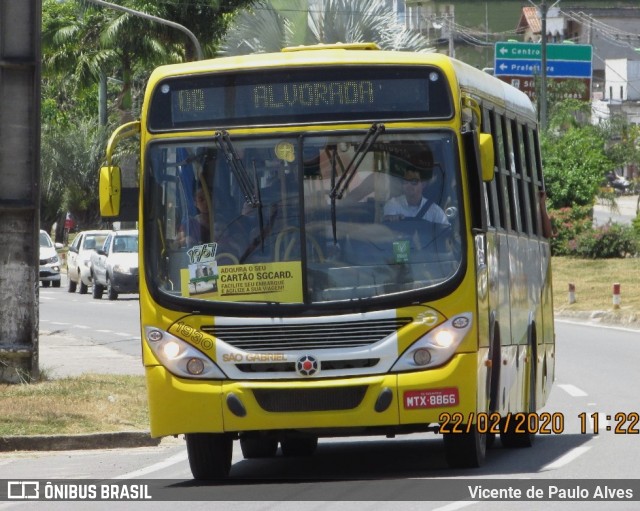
[296,355,319,377]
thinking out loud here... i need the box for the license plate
[403,387,459,409]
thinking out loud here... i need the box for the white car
[90,230,139,300]
[66,230,110,294]
[39,230,62,288]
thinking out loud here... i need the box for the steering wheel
[274,226,324,262]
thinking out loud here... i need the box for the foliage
[545,98,591,132]
[541,97,640,258]
[40,119,112,233]
[550,205,638,258]
[548,205,593,256]
[572,223,638,259]
[542,126,613,209]
[542,97,640,213]
[598,116,640,174]
[222,0,433,55]
[632,211,640,238]
[41,0,255,229]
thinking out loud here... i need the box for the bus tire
[239,435,278,459]
[280,436,318,457]
[443,425,486,468]
[500,331,537,448]
[185,433,233,480]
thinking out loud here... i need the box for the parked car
[66,230,110,294]
[90,230,139,300]
[39,229,62,288]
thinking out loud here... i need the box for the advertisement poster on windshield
[180,247,303,303]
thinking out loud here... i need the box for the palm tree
[222,0,434,55]
[44,1,256,122]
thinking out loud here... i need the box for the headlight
[144,326,227,380]
[44,256,59,265]
[390,313,472,372]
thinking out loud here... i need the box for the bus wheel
[500,339,537,448]
[280,436,318,457]
[239,435,278,459]
[443,425,486,468]
[185,433,233,480]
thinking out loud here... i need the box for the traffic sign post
[494,42,592,101]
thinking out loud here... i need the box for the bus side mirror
[99,165,121,217]
[479,133,495,182]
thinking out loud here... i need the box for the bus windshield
[145,130,463,306]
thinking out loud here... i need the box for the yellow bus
[99,43,555,479]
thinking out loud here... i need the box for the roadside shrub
[633,211,640,238]
[549,205,593,255]
[573,223,638,258]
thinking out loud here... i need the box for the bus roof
[147,46,536,125]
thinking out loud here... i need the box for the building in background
[516,5,640,92]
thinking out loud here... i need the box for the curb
[555,310,640,329]
[0,431,161,452]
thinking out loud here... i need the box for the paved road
[593,194,638,226]
[38,282,143,378]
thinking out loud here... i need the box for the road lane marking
[541,445,591,471]
[558,384,587,397]
[114,450,188,479]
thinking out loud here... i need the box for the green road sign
[495,41,592,79]
[495,42,592,62]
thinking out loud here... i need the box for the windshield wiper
[328,123,385,243]
[329,123,385,200]
[214,130,260,208]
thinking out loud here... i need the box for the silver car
[66,230,110,294]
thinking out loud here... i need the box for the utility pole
[0,0,41,383]
[540,0,548,131]
[448,14,455,59]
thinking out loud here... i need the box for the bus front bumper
[145,352,478,438]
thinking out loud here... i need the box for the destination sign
[148,66,453,130]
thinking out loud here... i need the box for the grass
[0,374,149,436]
[552,256,640,324]
[1,256,638,438]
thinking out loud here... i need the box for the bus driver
[383,151,449,225]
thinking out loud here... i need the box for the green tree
[598,116,640,177]
[41,0,255,230]
[41,120,109,233]
[223,0,433,55]
[542,126,612,209]
[42,0,116,124]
